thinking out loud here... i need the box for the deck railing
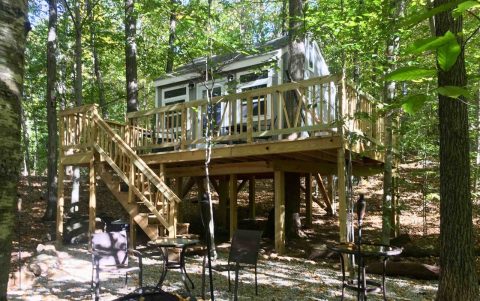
[126,75,384,152]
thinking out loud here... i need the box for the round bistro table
[148,237,200,294]
[327,242,403,301]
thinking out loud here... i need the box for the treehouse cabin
[56,36,386,254]
[152,35,335,146]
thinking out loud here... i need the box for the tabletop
[327,242,403,257]
[148,237,200,248]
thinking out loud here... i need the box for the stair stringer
[98,165,159,240]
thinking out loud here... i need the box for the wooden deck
[56,74,386,254]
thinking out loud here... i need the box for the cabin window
[162,85,188,130]
[239,70,268,84]
[163,85,187,105]
[236,69,272,123]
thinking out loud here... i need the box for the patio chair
[91,230,143,301]
[202,229,262,300]
[228,229,263,297]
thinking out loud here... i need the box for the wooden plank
[305,174,312,227]
[181,176,195,199]
[60,151,94,166]
[229,174,238,240]
[274,170,285,254]
[271,160,336,175]
[58,104,98,116]
[56,164,65,245]
[141,136,343,164]
[314,173,334,215]
[166,161,272,178]
[237,179,247,192]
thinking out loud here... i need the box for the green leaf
[436,86,471,99]
[453,1,480,17]
[407,31,456,54]
[401,1,466,29]
[401,94,428,114]
[386,67,436,81]
[437,37,461,71]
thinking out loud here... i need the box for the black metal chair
[91,230,143,301]
[228,229,263,298]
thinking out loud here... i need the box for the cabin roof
[154,35,291,84]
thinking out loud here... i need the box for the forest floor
[7,161,480,300]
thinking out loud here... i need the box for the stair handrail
[91,111,180,229]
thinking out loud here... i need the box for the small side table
[327,242,402,301]
[148,237,200,293]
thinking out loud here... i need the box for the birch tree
[0,0,28,297]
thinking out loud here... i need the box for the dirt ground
[8,162,480,298]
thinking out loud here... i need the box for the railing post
[181,106,187,150]
[247,97,253,143]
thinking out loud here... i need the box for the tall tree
[0,0,28,298]
[434,0,478,299]
[165,0,178,73]
[44,0,58,221]
[285,0,304,237]
[381,0,404,244]
[87,0,107,118]
[125,0,138,112]
[63,0,85,213]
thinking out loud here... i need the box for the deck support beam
[248,176,256,219]
[175,177,183,223]
[274,170,285,254]
[229,174,238,240]
[337,148,347,243]
[56,164,65,245]
[217,176,229,228]
[305,173,313,227]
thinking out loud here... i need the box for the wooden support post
[248,176,256,219]
[218,176,229,228]
[88,158,96,242]
[327,174,335,212]
[56,164,65,245]
[229,174,238,240]
[337,148,347,243]
[274,170,285,254]
[175,177,183,223]
[129,215,137,248]
[305,173,313,227]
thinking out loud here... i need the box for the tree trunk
[87,0,107,118]
[434,0,479,299]
[44,0,58,221]
[474,70,480,193]
[74,0,82,107]
[283,0,304,239]
[71,0,83,216]
[382,0,404,245]
[165,0,178,73]
[125,0,138,113]
[0,0,28,298]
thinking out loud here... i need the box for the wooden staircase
[57,104,181,241]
